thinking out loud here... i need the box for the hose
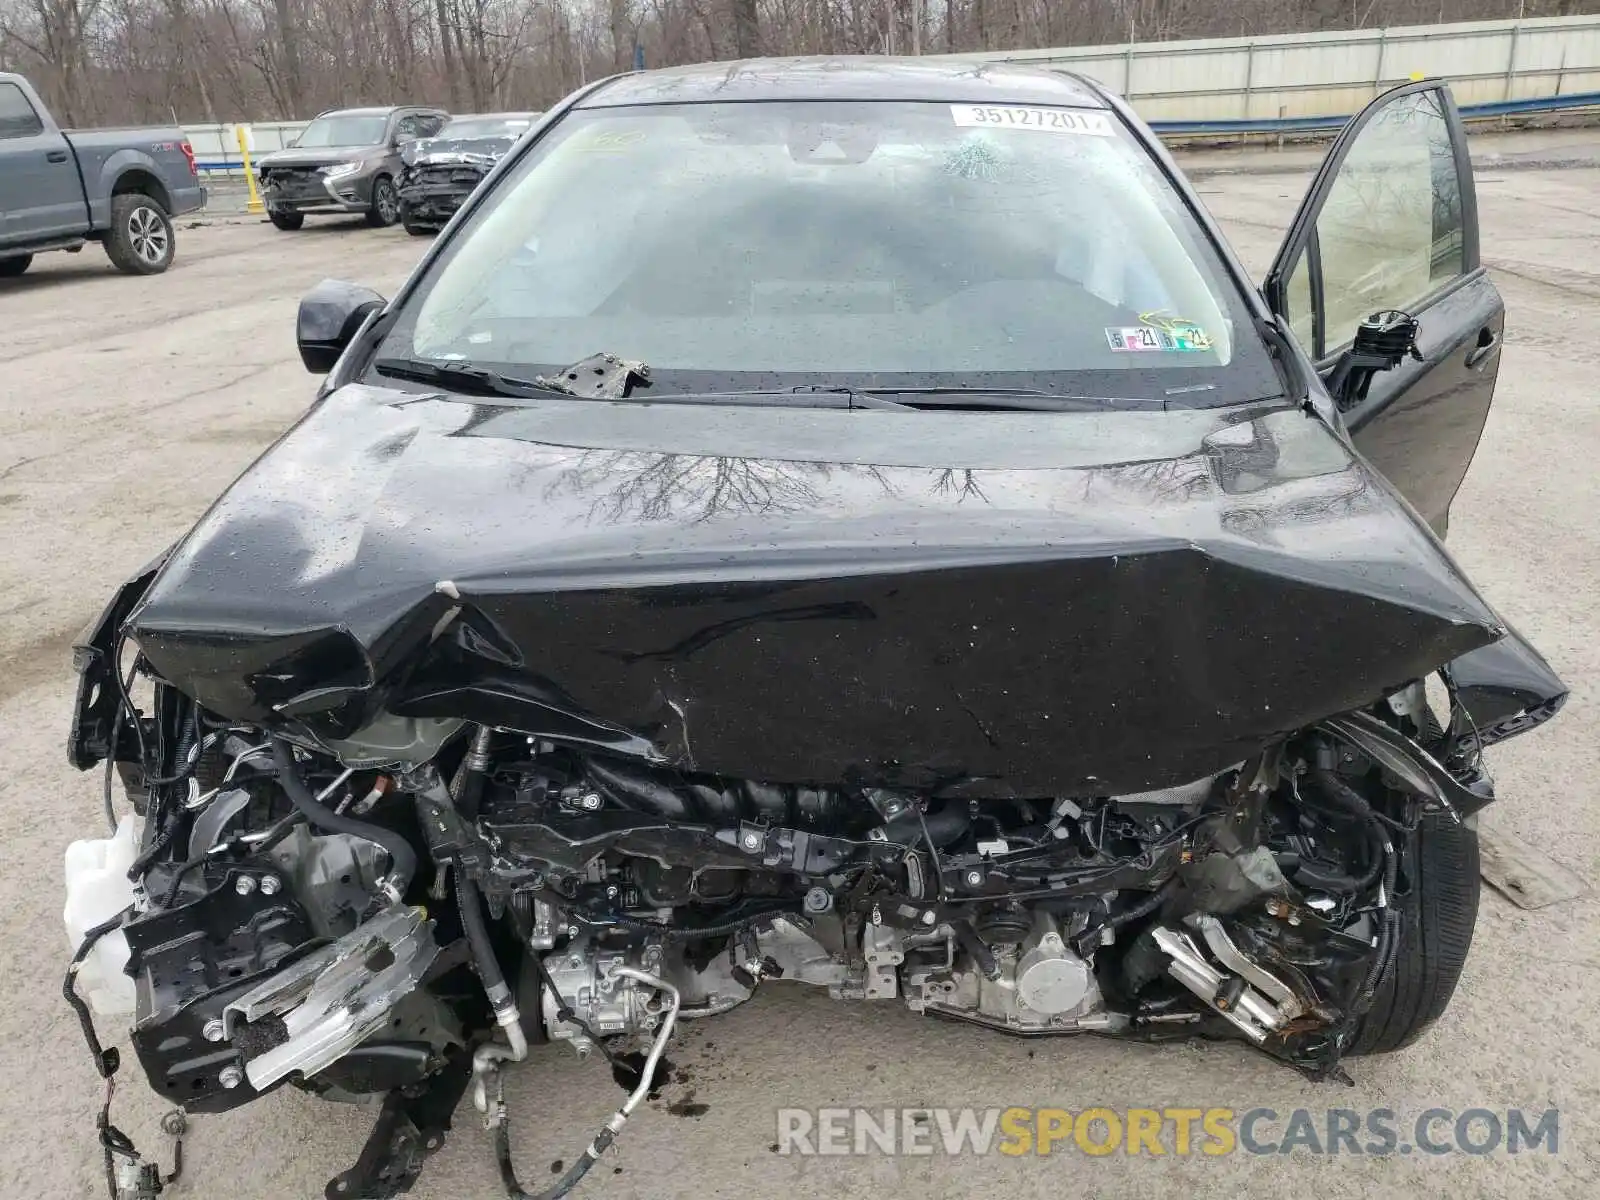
[953,920,1001,980]
[452,725,493,819]
[456,873,507,993]
[270,737,416,898]
[493,968,680,1200]
[456,873,528,1060]
[496,1122,603,1200]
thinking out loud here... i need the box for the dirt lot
[3,136,1599,1199]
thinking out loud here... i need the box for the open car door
[1264,80,1503,538]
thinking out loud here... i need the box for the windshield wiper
[373,361,1160,413]
[632,387,914,411]
[863,387,1166,412]
[373,357,573,400]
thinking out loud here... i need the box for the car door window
[419,115,447,137]
[1269,85,1468,359]
[1284,243,1315,351]
[0,83,45,139]
[394,115,424,142]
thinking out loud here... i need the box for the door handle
[1465,328,1500,370]
[46,149,69,163]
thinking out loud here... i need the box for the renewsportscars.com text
[775,1106,1559,1157]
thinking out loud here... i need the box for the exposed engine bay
[64,600,1561,1198]
[57,378,1572,1198]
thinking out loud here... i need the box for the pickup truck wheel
[1348,809,1480,1055]
[0,254,32,278]
[269,210,305,231]
[104,195,174,275]
[366,176,400,228]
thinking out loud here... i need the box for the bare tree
[731,0,758,56]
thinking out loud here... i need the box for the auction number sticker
[950,105,1114,135]
[1106,325,1212,352]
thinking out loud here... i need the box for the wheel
[366,175,399,227]
[401,207,434,237]
[0,254,31,278]
[1349,810,1480,1054]
[269,209,305,231]
[103,195,174,275]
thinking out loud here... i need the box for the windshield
[379,100,1281,405]
[441,115,535,140]
[296,114,387,148]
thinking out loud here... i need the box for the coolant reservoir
[63,815,142,1017]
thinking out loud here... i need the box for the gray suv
[256,106,448,230]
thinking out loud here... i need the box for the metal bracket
[536,353,650,399]
[324,1048,471,1200]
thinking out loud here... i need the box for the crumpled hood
[407,135,516,166]
[128,384,1506,795]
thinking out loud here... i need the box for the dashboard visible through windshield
[377,99,1283,407]
[296,115,388,148]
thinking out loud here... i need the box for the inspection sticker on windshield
[950,105,1113,135]
[1106,325,1211,352]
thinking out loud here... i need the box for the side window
[0,82,45,139]
[420,115,447,137]
[394,114,428,142]
[1284,246,1315,352]
[1269,86,1467,358]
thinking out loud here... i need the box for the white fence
[942,14,1600,125]
[188,14,1600,173]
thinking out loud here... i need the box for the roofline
[577,57,1116,109]
[310,105,445,119]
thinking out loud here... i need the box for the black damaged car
[62,59,1564,1200]
[396,112,539,235]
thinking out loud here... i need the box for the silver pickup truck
[0,72,206,278]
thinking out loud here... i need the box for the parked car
[396,111,540,235]
[255,105,449,230]
[0,72,205,277]
[63,59,1563,1200]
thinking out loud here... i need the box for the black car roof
[577,56,1106,109]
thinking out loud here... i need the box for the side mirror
[1326,309,1423,410]
[297,279,385,374]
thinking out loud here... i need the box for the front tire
[104,195,174,275]
[366,175,399,228]
[0,254,32,278]
[1349,810,1480,1054]
[269,209,305,231]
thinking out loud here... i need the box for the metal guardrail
[191,88,1600,174]
[1150,88,1600,135]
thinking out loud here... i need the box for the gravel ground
[2,131,1598,1199]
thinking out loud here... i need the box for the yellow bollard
[235,124,265,216]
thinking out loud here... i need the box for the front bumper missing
[265,173,370,213]
[223,904,437,1091]
[397,184,474,225]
